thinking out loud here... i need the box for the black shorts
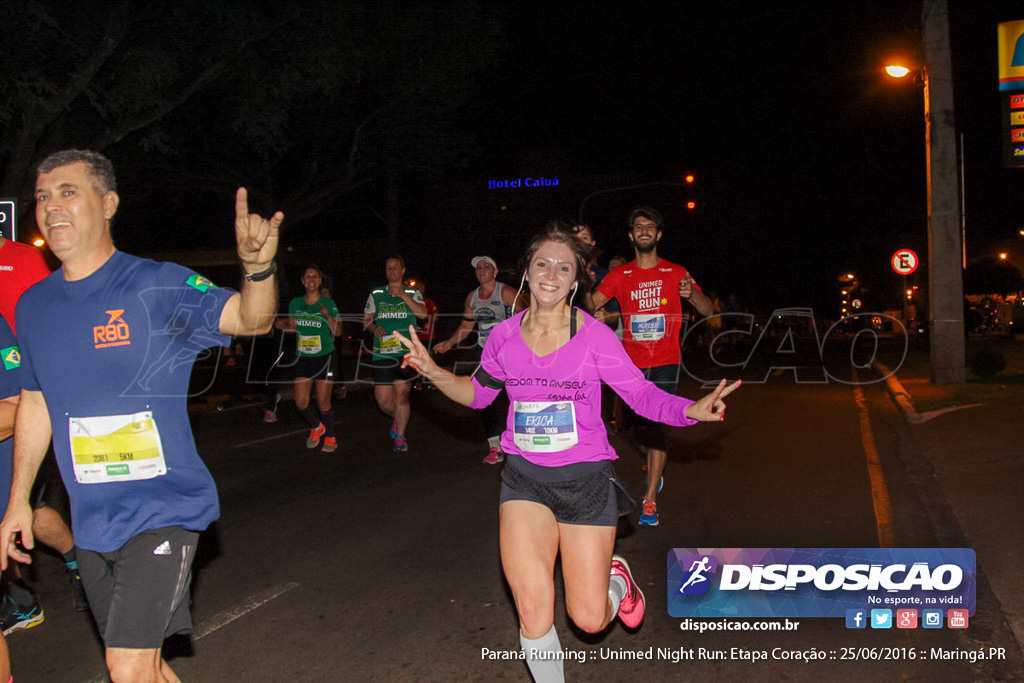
[499,454,635,526]
[624,364,680,451]
[371,358,417,385]
[78,526,199,648]
[292,352,338,382]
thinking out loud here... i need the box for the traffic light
[684,173,695,184]
[686,200,696,210]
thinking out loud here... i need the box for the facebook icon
[845,609,866,629]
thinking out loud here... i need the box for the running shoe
[263,410,278,423]
[610,555,645,628]
[0,594,44,635]
[393,436,408,452]
[482,447,504,465]
[389,419,398,439]
[66,562,89,612]
[321,436,338,453]
[638,499,659,526]
[306,423,326,449]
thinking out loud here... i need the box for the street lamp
[883,3,965,385]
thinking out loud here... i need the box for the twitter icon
[870,609,893,629]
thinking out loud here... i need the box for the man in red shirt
[591,206,712,527]
[0,234,89,633]
[0,236,50,334]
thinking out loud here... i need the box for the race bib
[513,401,579,453]
[69,412,167,484]
[379,334,403,354]
[297,334,322,355]
[630,313,666,341]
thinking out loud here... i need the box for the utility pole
[923,0,965,384]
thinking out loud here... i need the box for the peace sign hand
[684,378,742,422]
[393,325,438,376]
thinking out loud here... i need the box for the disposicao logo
[677,555,718,595]
[667,548,976,619]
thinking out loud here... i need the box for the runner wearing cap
[433,256,520,464]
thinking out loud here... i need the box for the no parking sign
[0,199,14,241]
[891,248,918,275]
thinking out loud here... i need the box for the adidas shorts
[78,526,198,648]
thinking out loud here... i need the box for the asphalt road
[6,348,1023,681]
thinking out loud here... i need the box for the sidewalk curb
[875,361,922,423]
[875,361,1024,661]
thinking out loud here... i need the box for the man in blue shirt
[0,149,282,682]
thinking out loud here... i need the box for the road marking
[84,582,301,683]
[232,418,342,449]
[854,386,896,547]
[232,429,310,449]
[193,581,301,640]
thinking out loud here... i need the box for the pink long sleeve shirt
[470,310,697,467]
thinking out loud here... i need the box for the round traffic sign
[891,249,919,275]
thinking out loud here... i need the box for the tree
[963,257,1024,296]
[0,1,503,248]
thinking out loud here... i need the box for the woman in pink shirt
[395,222,739,681]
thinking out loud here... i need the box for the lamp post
[884,0,965,384]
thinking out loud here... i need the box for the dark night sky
[89,1,1022,317]
[436,0,1024,316]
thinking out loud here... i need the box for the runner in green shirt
[363,256,425,451]
[279,266,340,452]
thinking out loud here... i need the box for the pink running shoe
[482,447,504,465]
[610,555,645,628]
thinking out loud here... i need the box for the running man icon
[679,556,714,595]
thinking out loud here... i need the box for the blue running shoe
[1,594,44,635]
[389,420,398,439]
[638,499,659,526]
[394,436,408,452]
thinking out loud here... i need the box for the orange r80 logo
[94,310,132,349]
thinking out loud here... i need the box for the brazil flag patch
[1,346,21,370]
[186,274,217,292]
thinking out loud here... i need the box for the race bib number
[297,334,322,355]
[630,313,666,341]
[379,334,403,354]
[69,412,167,484]
[513,401,579,453]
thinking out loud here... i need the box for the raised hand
[685,378,742,422]
[235,187,284,270]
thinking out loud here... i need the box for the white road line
[232,430,309,449]
[84,582,301,682]
[193,581,301,640]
